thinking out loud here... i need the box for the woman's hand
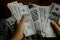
[16,16,26,39]
[51,21,60,36]
[11,16,26,40]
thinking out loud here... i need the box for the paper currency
[19,5,36,36]
[7,2,36,36]
[5,16,16,33]
[7,1,23,22]
[7,1,60,37]
[38,6,57,37]
[49,3,60,22]
[30,7,40,31]
[44,3,60,37]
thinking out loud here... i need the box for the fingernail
[22,16,26,22]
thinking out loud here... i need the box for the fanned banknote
[7,1,60,37]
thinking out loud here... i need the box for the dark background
[0,0,60,19]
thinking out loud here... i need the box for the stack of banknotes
[6,1,60,37]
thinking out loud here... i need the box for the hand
[16,16,26,30]
[51,21,60,36]
[11,16,26,40]
[16,16,26,39]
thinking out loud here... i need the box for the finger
[51,21,60,31]
[20,16,26,24]
[57,23,60,27]
[51,21,60,35]
[17,16,26,35]
[51,21,58,28]
[16,16,26,24]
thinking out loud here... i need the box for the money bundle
[7,1,60,37]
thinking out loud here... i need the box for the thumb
[20,16,26,24]
[57,23,60,27]
[16,16,26,24]
[51,21,58,28]
[51,21,60,33]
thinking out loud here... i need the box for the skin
[10,16,60,40]
[51,21,60,36]
[10,16,26,40]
